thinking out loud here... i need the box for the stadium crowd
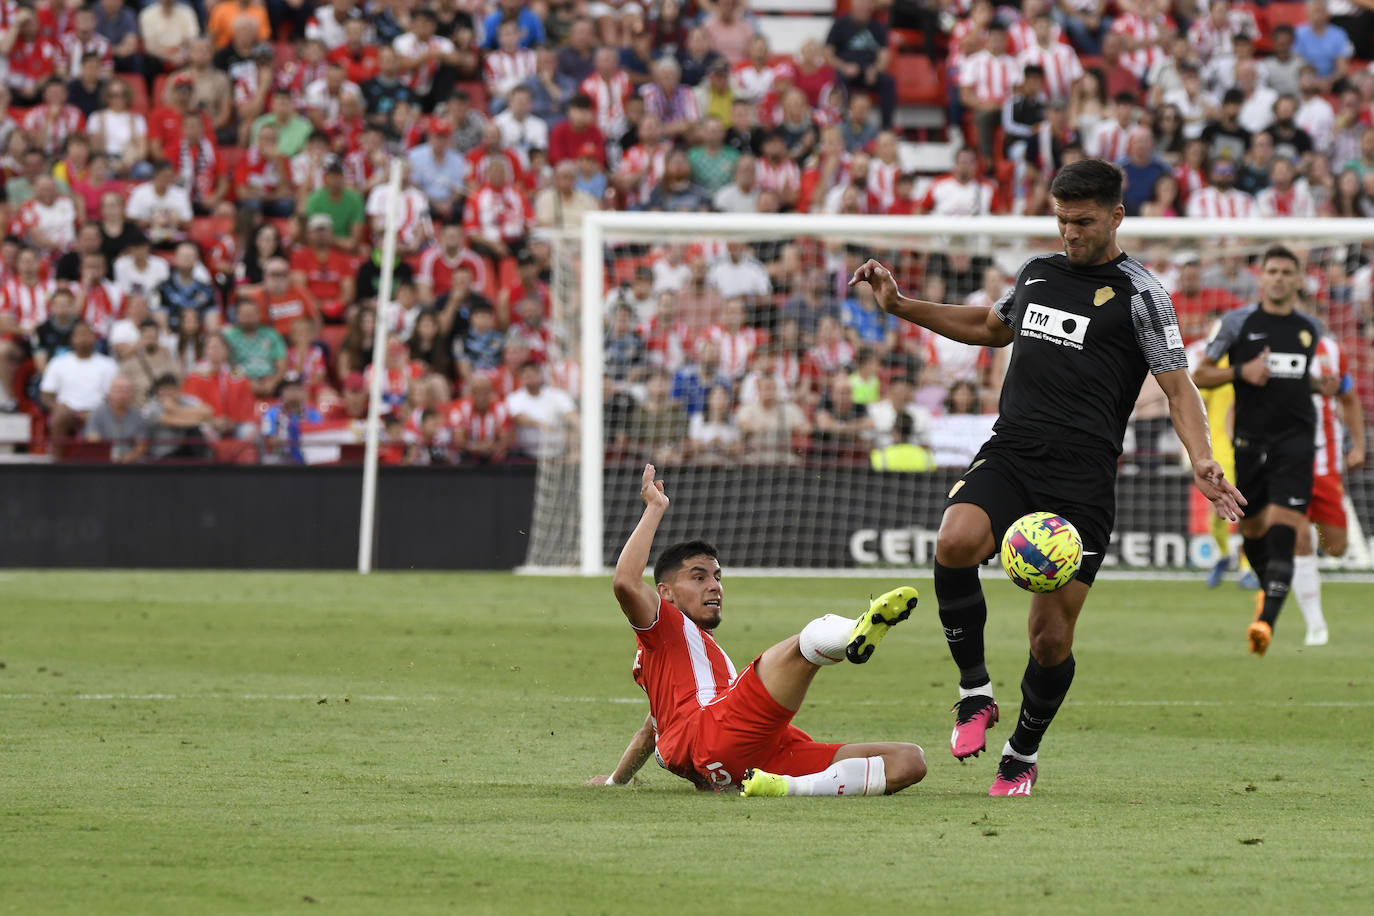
[0,0,1371,466]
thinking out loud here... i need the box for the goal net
[522,214,1374,576]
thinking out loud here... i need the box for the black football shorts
[1234,434,1315,515]
[945,435,1114,585]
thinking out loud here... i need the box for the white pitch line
[574,697,1374,709]
[0,693,440,702]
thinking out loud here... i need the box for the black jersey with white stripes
[1204,303,1321,444]
[990,251,1188,457]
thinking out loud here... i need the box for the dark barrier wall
[0,464,536,570]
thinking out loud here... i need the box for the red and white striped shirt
[73,279,122,338]
[15,196,78,250]
[705,325,764,379]
[483,47,537,97]
[806,339,856,375]
[1256,182,1317,219]
[1088,120,1132,163]
[1174,163,1206,208]
[920,173,997,216]
[958,50,1020,105]
[394,33,455,96]
[22,104,85,158]
[867,158,902,212]
[730,60,791,102]
[640,315,694,371]
[416,246,489,299]
[462,184,533,243]
[1186,9,1259,61]
[1018,43,1082,101]
[615,141,670,208]
[446,397,511,446]
[62,31,112,77]
[235,147,289,196]
[366,185,433,251]
[464,146,528,189]
[1006,19,1065,56]
[754,157,801,196]
[1110,13,1170,80]
[631,597,738,786]
[5,36,62,97]
[1311,336,1345,477]
[343,148,389,190]
[948,19,980,69]
[0,276,57,333]
[1185,186,1256,219]
[579,70,632,138]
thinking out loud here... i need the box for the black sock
[1259,524,1297,628]
[934,561,989,688]
[1242,535,1269,580]
[1008,652,1076,758]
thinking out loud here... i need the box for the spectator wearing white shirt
[866,374,932,449]
[302,63,361,123]
[14,177,77,252]
[87,80,148,175]
[1235,60,1278,135]
[113,233,172,307]
[505,360,577,458]
[492,86,550,155]
[40,320,118,455]
[126,161,194,246]
[706,241,770,308]
[1256,158,1317,217]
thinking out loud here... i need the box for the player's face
[661,556,723,630]
[1259,257,1301,306]
[1053,197,1123,267]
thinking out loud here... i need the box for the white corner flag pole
[357,159,403,574]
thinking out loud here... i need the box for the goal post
[520,213,1374,577]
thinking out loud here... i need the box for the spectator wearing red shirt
[416,222,489,306]
[448,373,512,462]
[181,331,258,440]
[3,9,62,105]
[235,122,296,217]
[255,257,319,337]
[289,215,356,322]
[22,79,86,159]
[328,19,379,86]
[548,94,605,167]
[462,156,534,261]
[464,122,529,191]
[1170,256,1238,344]
[148,74,214,164]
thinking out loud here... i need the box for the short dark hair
[153,373,180,391]
[1050,158,1124,208]
[569,93,592,109]
[1274,23,1295,37]
[1261,244,1300,269]
[653,539,720,584]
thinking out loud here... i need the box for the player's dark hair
[1261,244,1300,269]
[1049,159,1123,208]
[654,540,720,584]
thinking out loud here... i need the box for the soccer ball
[1000,512,1083,593]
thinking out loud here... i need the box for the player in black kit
[850,159,1245,796]
[1192,246,1335,656]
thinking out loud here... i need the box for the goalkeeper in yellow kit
[1196,352,1257,589]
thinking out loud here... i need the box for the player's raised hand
[640,463,669,511]
[849,259,900,312]
[1194,458,1247,521]
[1239,347,1270,386]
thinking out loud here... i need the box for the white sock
[1292,554,1326,632]
[785,756,887,796]
[799,614,852,665]
[959,683,994,699]
[1002,740,1037,764]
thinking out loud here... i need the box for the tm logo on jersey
[1266,352,1309,379]
[1021,303,1090,350]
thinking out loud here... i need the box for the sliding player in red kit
[587,464,926,797]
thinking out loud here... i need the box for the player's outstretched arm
[586,714,656,786]
[849,259,1014,348]
[612,463,668,629]
[1156,368,1247,521]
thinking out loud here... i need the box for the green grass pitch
[2,571,1372,914]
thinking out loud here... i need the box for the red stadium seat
[118,76,149,114]
[151,73,171,108]
[455,81,488,114]
[318,324,348,359]
[1265,2,1308,31]
[894,55,944,106]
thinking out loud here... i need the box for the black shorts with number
[946,435,1114,585]
[1234,434,1315,514]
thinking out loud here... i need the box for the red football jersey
[631,597,737,771]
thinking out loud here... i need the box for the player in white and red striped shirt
[1292,334,1366,646]
[461,157,533,259]
[0,248,57,335]
[71,251,123,339]
[640,292,694,373]
[959,25,1021,165]
[483,20,536,101]
[61,7,112,78]
[447,374,513,462]
[1184,160,1256,218]
[580,47,632,139]
[1109,1,1172,83]
[1186,0,1259,64]
[1086,95,1137,163]
[1018,16,1082,102]
[755,133,801,210]
[594,465,925,795]
[365,169,434,255]
[865,131,904,212]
